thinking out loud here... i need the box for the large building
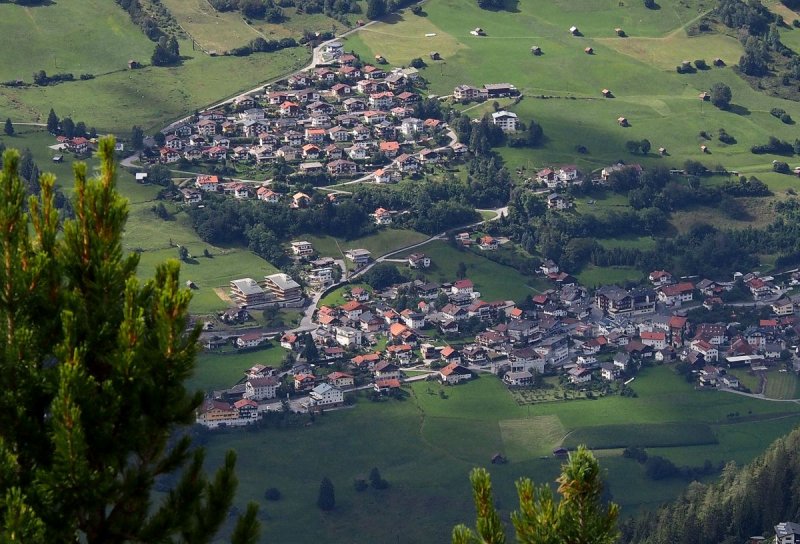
[230,278,267,307]
[491,110,519,132]
[263,273,303,303]
[595,286,656,317]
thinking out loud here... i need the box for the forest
[620,425,800,543]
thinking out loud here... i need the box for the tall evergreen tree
[4,118,14,136]
[453,446,619,544]
[131,125,145,150]
[0,137,259,543]
[46,109,59,134]
[366,0,386,19]
[61,117,75,138]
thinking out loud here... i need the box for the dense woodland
[621,426,800,543]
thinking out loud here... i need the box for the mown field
[196,363,800,543]
[0,2,307,133]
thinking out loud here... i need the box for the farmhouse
[439,362,472,384]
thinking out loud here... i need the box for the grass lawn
[577,264,643,287]
[562,422,718,449]
[394,240,548,301]
[597,235,657,251]
[196,365,800,542]
[188,344,289,393]
[764,370,800,400]
[306,228,429,261]
[318,283,371,307]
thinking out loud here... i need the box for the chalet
[345,248,371,266]
[335,326,362,348]
[257,187,280,203]
[491,110,518,132]
[640,331,667,350]
[479,236,499,251]
[308,383,344,408]
[374,361,401,381]
[452,279,475,295]
[453,85,488,101]
[237,332,264,349]
[504,369,534,386]
[387,344,414,365]
[649,270,673,286]
[439,362,472,384]
[568,367,592,384]
[291,192,311,208]
[658,282,694,305]
[244,376,279,401]
[595,286,656,317]
[773,296,794,316]
[396,153,421,173]
[547,193,571,210]
[691,338,719,362]
[328,371,354,388]
[160,148,180,163]
[408,253,431,269]
[600,363,619,381]
[181,188,202,205]
[400,117,424,137]
[280,333,300,350]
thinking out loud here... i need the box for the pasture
[188,344,288,393]
[577,264,643,287]
[195,364,800,543]
[305,228,429,261]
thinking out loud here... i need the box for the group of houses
[151,51,465,194]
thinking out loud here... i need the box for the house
[540,259,559,275]
[280,333,300,350]
[547,193,571,210]
[658,282,694,305]
[509,347,546,374]
[291,240,314,257]
[395,153,420,173]
[335,326,362,348]
[452,279,475,296]
[640,331,667,350]
[400,118,424,137]
[345,248,371,267]
[775,521,800,544]
[461,344,488,364]
[440,346,461,365]
[291,192,311,208]
[244,376,279,401]
[595,286,656,316]
[691,338,719,362]
[328,371,355,388]
[600,363,619,381]
[374,361,401,381]
[747,277,772,300]
[772,296,794,316]
[479,236,499,251]
[408,252,431,268]
[453,85,488,101]
[308,383,344,408]
[483,83,518,98]
[649,270,673,286]
[196,400,239,427]
[491,111,519,132]
[568,367,592,384]
[237,332,264,349]
[504,370,534,386]
[180,188,202,205]
[257,187,280,203]
[439,362,473,384]
[373,207,393,225]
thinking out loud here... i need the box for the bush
[794,19,800,27]
[353,479,369,492]
[751,136,794,155]
[771,107,786,119]
[774,161,791,174]
[781,113,793,124]
[718,128,736,144]
[409,57,426,69]
[694,59,708,70]
[264,487,282,501]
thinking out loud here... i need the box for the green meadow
[196,364,800,543]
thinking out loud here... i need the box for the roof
[775,522,800,537]
[248,376,278,387]
[328,371,353,380]
[640,331,665,341]
[265,273,300,291]
[231,278,263,296]
[440,362,471,376]
[453,279,474,289]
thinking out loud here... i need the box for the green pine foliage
[453,446,619,544]
[621,426,800,544]
[0,137,258,543]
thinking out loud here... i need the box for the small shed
[470,27,486,36]
[713,57,725,67]
[52,154,63,163]
[793,166,800,176]
[569,25,579,35]
[617,116,628,127]
[658,147,667,156]
[602,88,613,98]
[615,27,625,37]
[700,144,708,153]
[553,447,569,458]
[375,54,386,63]
[491,453,507,464]
[681,60,692,69]
[430,51,441,60]
[186,280,197,289]
[531,45,542,55]
[584,47,594,54]
[699,91,710,101]
[127,59,141,70]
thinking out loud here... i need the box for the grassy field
[318,283,372,307]
[393,240,548,301]
[161,0,354,52]
[188,344,289,393]
[0,0,308,133]
[764,370,800,400]
[577,264,643,287]
[306,228,429,261]
[561,422,718,449]
[195,364,800,542]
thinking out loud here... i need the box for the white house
[335,326,362,348]
[244,376,279,401]
[491,110,519,132]
[308,383,344,407]
[439,362,473,384]
[291,240,314,257]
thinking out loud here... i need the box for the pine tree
[4,118,14,136]
[453,446,619,544]
[131,125,145,149]
[46,109,59,134]
[317,477,336,511]
[366,0,386,19]
[0,137,259,543]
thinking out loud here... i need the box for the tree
[0,138,259,543]
[4,118,13,136]
[178,245,190,261]
[410,57,426,69]
[61,117,75,139]
[366,0,386,19]
[625,140,641,154]
[457,261,468,279]
[452,446,619,544]
[369,467,389,489]
[527,120,544,146]
[301,332,319,362]
[46,109,59,134]
[131,125,144,149]
[639,139,651,155]
[710,82,732,110]
[317,477,336,511]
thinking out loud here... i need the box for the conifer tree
[0,137,259,543]
[453,446,619,544]
[4,118,14,136]
[47,109,60,134]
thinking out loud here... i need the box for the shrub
[771,108,787,118]
[694,59,708,70]
[264,487,282,501]
[718,128,736,144]
[781,113,793,124]
[774,161,791,174]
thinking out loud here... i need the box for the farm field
[197,364,800,543]
[305,228,429,261]
[393,240,548,300]
[318,283,372,307]
[764,370,800,400]
[0,0,308,133]
[577,264,643,287]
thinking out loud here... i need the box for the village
[197,227,800,428]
